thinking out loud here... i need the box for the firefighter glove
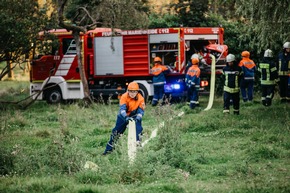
[126,117,134,123]
[129,109,137,117]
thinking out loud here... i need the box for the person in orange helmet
[239,51,257,102]
[150,56,170,106]
[185,58,201,109]
[103,82,145,155]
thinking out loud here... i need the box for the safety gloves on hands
[126,117,134,123]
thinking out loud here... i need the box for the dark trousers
[152,84,165,106]
[188,86,199,109]
[187,87,199,104]
[261,84,275,106]
[224,91,240,114]
[240,79,254,102]
[278,76,289,101]
[104,115,143,153]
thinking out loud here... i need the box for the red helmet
[191,58,199,65]
[241,51,250,57]
[154,57,162,63]
[127,82,139,91]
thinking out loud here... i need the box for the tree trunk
[72,31,92,103]
[7,60,14,80]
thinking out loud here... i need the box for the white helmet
[283,42,290,49]
[191,53,199,59]
[264,49,273,57]
[226,54,235,62]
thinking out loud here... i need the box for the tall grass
[0,80,289,193]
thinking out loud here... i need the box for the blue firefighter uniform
[151,57,170,106]
[239,51,256,102]
[277,49,290,102]
[185,58,200,109]
[103,84,145,155]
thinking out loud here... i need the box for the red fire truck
[30,27,228,103]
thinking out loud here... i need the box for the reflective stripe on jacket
[259,59,278,85]
[239,58,256,80]
[151,64,169,85]
[223,65,243,93]
[186,65,200,87]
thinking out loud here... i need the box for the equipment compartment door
[123,35,149,76]
[94,36,124,75]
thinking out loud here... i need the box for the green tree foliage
[64,0,103,26]
[55,0,149,103]
[169,0,289,58]
[0,0,51,80]
[235,0,290,54]
[97,0,149,29]
[170,0,209,27]
[205,14,244,56]
[208,0,237,20]
[148,13,180,28]
[64,0,149,29]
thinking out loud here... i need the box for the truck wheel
[45,87,62,104]
[138,83,148,101]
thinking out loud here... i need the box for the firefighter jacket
[185,65,201,88]
[239,57,256,80]
[222,64,243,93]
[185,60,193,74]
[119,92,145,119]
[278,51,290,76]
[151,64,170,85]
[258,58,278,85]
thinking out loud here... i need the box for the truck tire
[138,83,148,101]
[45,86,63,104]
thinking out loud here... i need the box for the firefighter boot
[190,103,196,109]
[262,99,267,106]
[233,109,240,115]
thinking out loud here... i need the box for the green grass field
[0,79,289,193]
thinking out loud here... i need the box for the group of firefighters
[150,41,290,112]
[102,41,290,155]
[222,41,290,115]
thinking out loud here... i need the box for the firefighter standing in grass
[277,42,290,103]
[103,82,145,155]
[239,51,257,102]
[222,54,243,115]
[258,49,278,106]
[151,57,170,106]
[185,54,199,105]
[185,58,201,109]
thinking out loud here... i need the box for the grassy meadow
[0,78,289,193]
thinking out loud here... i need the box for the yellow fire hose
[204,54,216,111]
